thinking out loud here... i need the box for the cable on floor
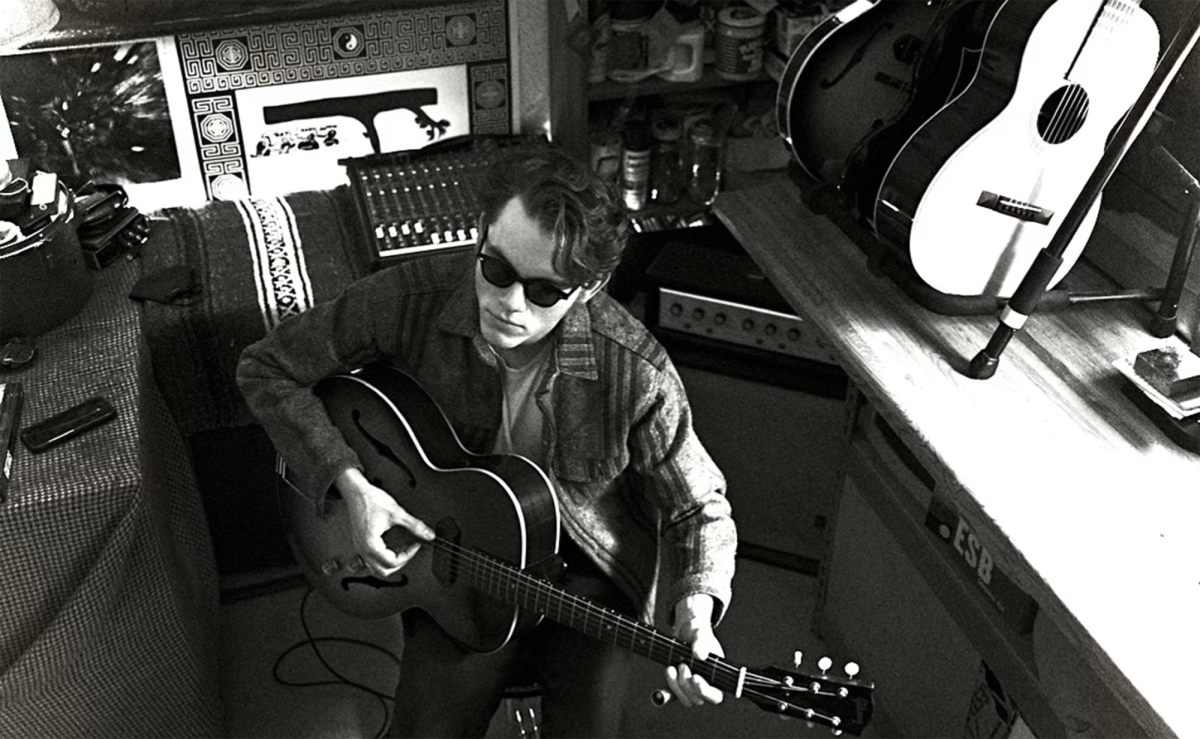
[272,587,401,739]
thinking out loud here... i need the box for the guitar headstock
[746,656,874,736]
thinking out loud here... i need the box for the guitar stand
[967,3,1200,380]
[792,166,1168,318]
[1121,154,1200,454]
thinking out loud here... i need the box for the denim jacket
[236,249,735,624]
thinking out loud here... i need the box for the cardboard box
[771,3,829,59]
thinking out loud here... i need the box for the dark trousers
[389,542,637,738]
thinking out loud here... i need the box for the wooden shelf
[587,66,770,102]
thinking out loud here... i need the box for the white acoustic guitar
[874,0,1159,298]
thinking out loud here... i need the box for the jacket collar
[436,271,599,381]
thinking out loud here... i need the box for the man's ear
[580,275,610,302]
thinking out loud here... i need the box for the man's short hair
[480,145,628,288]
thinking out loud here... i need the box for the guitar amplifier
[341,135,551,270]
[642,226,848,573]
[643,226,845,398]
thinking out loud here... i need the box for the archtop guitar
[279,363,875,734]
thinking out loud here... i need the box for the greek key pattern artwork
[469,62,509,135]
[175,0,510,200]
[175,1,506,92]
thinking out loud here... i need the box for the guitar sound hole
[1037,84,1089,145]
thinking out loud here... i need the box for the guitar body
[280,364,560,652]
[874,0,1159,298]
[840,1,999,221]
[779,0,968,186]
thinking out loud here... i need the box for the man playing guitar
[237,145,738,737]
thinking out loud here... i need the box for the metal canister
[715,5,766,81]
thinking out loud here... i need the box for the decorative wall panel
[0,0,512,211]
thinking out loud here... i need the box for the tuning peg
[818,656,833,674]
[793,650,803,668]
[845,662,860,678]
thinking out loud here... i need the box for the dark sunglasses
[476,230,578,308]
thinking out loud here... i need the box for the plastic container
[715,5,766,81]
[587,0,611,84]
[657,21,705,83]
[590,123,622,185]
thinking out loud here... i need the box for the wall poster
[0,0,513,212]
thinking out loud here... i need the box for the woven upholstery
[140,187,368,437]
[0,262,222,737]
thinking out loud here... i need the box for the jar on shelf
[587,0,611,84]
[686,118,724,206]
[590,122,622,186]
[715,5,766,81]
[649,111,684,205]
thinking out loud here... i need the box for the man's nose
[496,281,528,311]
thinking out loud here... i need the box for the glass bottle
[686,119,724,206]
[649,111,683,205]
[620,121,652,211]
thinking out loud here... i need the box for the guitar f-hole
[352,409,417,488]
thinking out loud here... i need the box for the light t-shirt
[492,342,552,469]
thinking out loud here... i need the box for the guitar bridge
[873,71,912,93]
[976,191,1053,225]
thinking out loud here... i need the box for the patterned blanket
[139,187,369,436]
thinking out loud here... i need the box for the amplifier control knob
[670,303,683,316]
[765,324,777,336]
[714,313,727,325]
[692,307,706,321]
[742,318,755,332]
[787,328,801,342]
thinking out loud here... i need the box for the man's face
[475,196,593,365]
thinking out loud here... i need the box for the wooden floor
[217,557,857,738]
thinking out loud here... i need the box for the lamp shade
[1,0,59,51]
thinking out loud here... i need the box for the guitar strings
[425,535,758,690]
[428,534,854,724]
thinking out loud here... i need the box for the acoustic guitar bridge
[976,191,1053,225]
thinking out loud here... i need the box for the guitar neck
[440,539,752,694]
